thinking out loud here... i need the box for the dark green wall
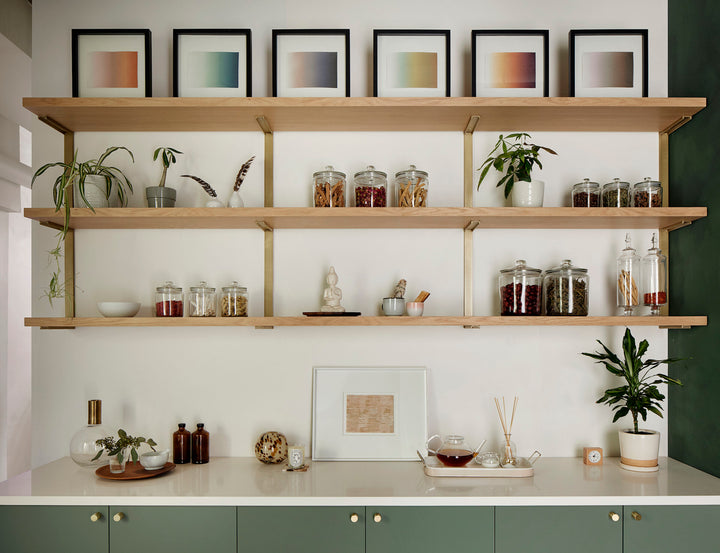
[668,0,720,477]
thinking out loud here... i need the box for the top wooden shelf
[23,97,706,133]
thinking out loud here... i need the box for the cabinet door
[366,506,493,553]
[109,506,235,553]
[0,505,109,553]
[237,506,364,553]
[496,506,622,553]
[624,505,720,553]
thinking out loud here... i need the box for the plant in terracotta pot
[147,146,183,207]
[582,327,683,471]
[93,428,157,474]
[477,133,557,207]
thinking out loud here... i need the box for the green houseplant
[147,146,183,207]
[477,133,557,207]
[582,327,683,470]
[93,428,157,474]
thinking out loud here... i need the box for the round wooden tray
[95,461,175,480]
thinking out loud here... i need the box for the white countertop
[1,457,719,507]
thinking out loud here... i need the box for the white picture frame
[312,367,427,461]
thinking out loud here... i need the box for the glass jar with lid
[220,281,248,317]
[155,281,183,317]
[353,165,387,207]
[617,234,640,315]
[633,177,663,207]
[572,178,601,207]
[312,165,346,207]
[499,259,542,315]
[602,178,631,207]
[543,260,589,316]
[394,164,429,207]
[641,233,667,315]
[187,281,216,317]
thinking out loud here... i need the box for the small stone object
[392,279,407,299]
[254,431,288,464]
[320,266,345,313]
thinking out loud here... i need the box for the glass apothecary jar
[572,178,601,207]
[353,165,387,207]
[543,260,589,316]
[188,281,216,317]
[499,259,542,315]
[642,233,667,315]
[617,234,640,315]
[633,177,663,207]
[220,281,248,317]
[394,164,429,207]
[602,178,631,207]
[312,165,346,207]
[155,281,183,317]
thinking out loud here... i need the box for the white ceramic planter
[511,179,544,207]
[618,428,660,470]
[73,174,111,208]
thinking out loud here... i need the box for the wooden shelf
[23,97,706,133]
[24,207,707,231]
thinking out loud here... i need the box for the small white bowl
[139,449,169,470]
[406,301,424,317]
[97,302,141,317]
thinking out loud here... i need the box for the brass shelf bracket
[664,220,693,232]
[661,115,692,135]
[38,116,72,135]
[257,115,275,318]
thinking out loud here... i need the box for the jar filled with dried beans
[543,260,589,316]
[572,178,601,207]
[498,260,542,315]
[220,281,248,317]
[633,177,663,207]
[353,165,387,207]
[312,166,346,207]
[155,281,183,317]
[602,178,630,207]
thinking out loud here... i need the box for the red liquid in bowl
[436,449,475,467]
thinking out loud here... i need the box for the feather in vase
[234,156,255,192]
[181,174,218,197]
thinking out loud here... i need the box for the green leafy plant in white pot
[477,133,557,207]
[147,147,182,207]
[582,327,683,471]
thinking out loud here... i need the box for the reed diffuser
[494,396,518,466]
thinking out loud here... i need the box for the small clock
[583,447,603,465]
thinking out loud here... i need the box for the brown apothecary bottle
[173,423,191,464]
[192,423,209,464]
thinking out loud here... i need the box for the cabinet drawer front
[624,505,720,552]
[0,505,109,553]
[496,506,622,553]
[237,506,365,553]
[366,506,493,553]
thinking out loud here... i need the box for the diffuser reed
[494,396,518,466]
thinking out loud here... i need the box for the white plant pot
[618,429,660,471]
[73,174,110,208]
[511,179,544,207]
[229,190,244,208]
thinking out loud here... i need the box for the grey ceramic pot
[146,186,176,208]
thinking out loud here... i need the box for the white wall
[30,0,669,468]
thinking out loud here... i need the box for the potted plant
[147,146,183,207]
[93,428,157,474]
[582,327,683,471]
[477,133,557,207]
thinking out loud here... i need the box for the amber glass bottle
[173,423,191,464]
[192,423,209,464]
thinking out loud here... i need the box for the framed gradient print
[272,29,350,97]
[72,29,151,97]
[374,30,450,97]
[472,30,548,97]
[570,30,648,97]
[173,29,251,97]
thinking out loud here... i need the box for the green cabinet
[495,506,623,553]
[237,506,365,553]
[623,505,720,553]
[0,505,109,553]
[366,506,493,553]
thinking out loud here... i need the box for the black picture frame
[373,30,451,97]
[72,29,152,98]
[173,29,252,98]
[471,30,549,97]
[569,29,648,97]
[272,29,350,97]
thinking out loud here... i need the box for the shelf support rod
[64,131,76,318]
[463,116,479,318]
[257,115,274,319]
[659,131,670,316]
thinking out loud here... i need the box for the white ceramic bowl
[139,449,170,470]
[97,302,141,317]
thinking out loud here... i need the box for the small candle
[288,444,305,469]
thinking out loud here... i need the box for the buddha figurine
[321,266,345,313]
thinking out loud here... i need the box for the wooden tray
[419,452,536,478]
[95,461,175,480]
[302,311,361,316]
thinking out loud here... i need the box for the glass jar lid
[313,165,346,179]
[222,280,247,293]
[354,165,387,181]
[545,259,588,275]
[618,233,638,260]
[395,164,428,179]
[603,178,630,190]
[190,281,215,293]
[500,259,542,276]
[633,177,661,189]
[156,281,182,293]
[573,178,599,190]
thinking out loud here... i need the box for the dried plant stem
[494,396,519,463]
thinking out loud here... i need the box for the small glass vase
[69,399,111,468]
[500,434,517,466]
[108,448,129,474]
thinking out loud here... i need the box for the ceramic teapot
[426,434,486,467]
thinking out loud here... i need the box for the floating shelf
[25,316,707,329]
[23,97,706,133]
[24,207,707,231]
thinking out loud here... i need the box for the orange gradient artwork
[490,52,536,88]
[90,51,138,88]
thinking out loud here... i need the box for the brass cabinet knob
[609,511,620,522]
[350,513,359,523]
[90,512,103,522]
[373,513,382,523]
[631,511,642,521]
[113,512,125,522]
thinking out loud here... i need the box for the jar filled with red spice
[155,281,183,317]
[498,260,542,315]
[641,233,667,315]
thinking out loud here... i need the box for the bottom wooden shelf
[24,315,707,329]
